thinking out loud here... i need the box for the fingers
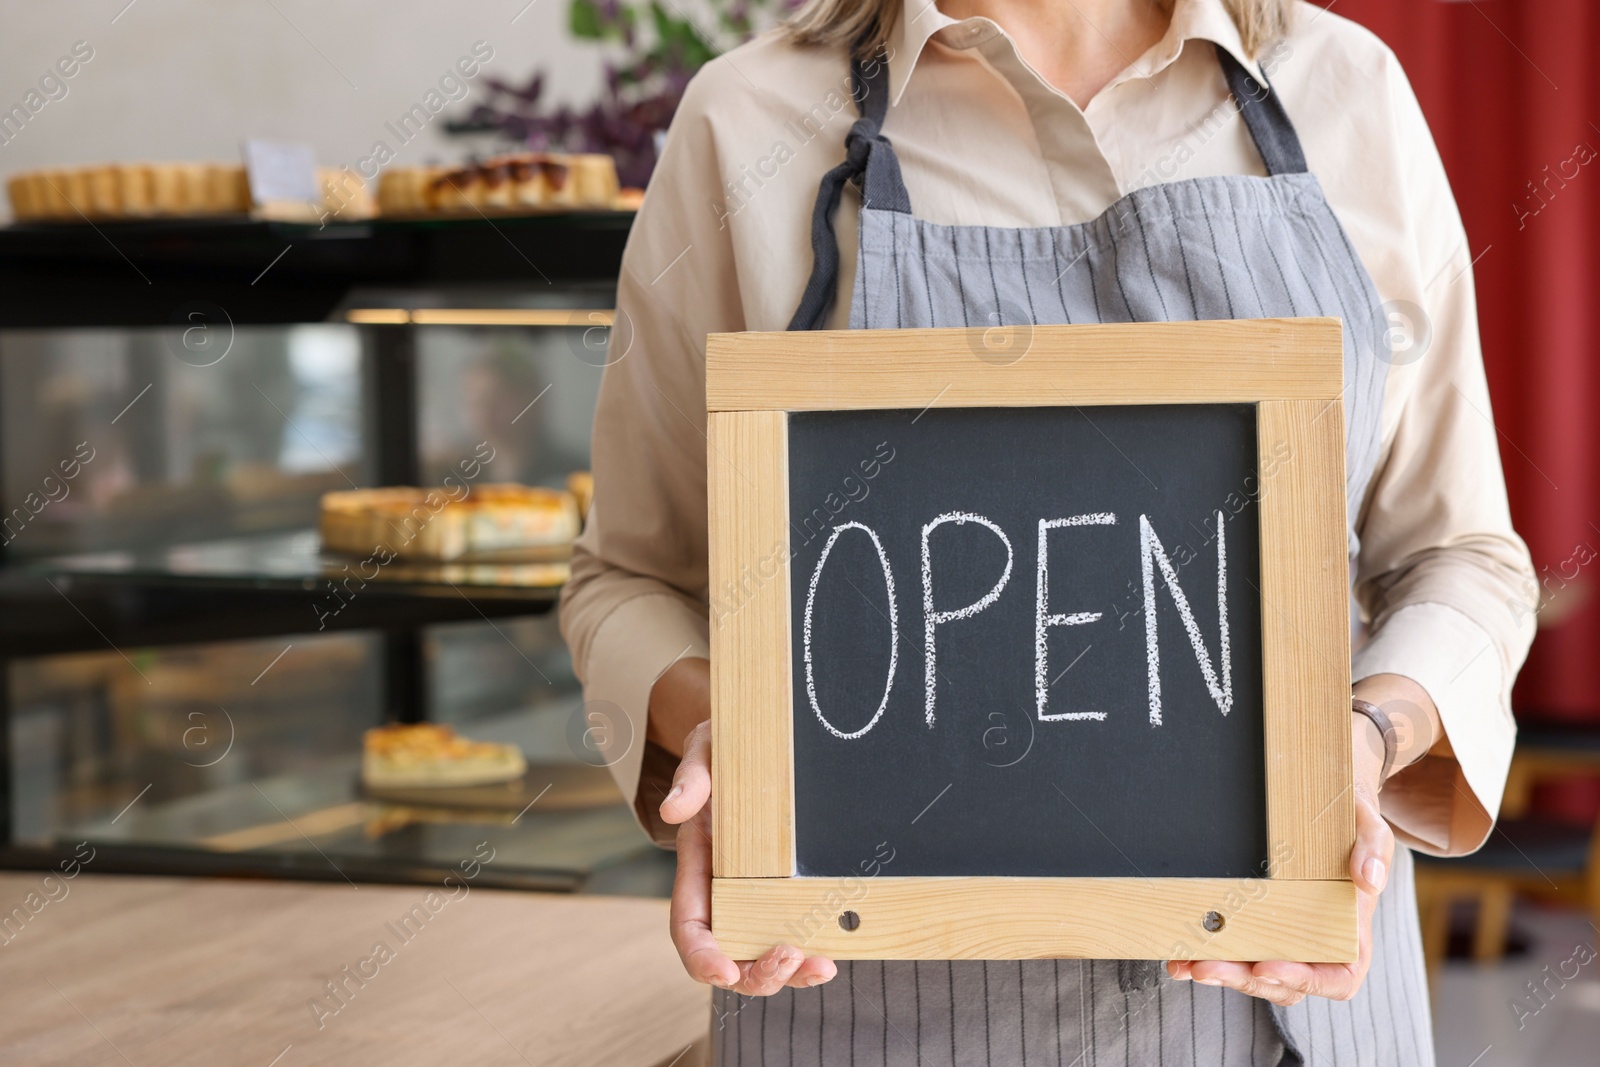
[1249,960,1366,1002]
[1253,876,1379,1000]
[734,949,838,995]
[709,948,838,1005]
[669,801,838,995]
[1182,897,1374,1006]
[1349,783,1394,896]
[1176,793,1391,1008]
[661,720,837,996]
[1173,807,1387,1007]
[661,720,711,825]
[1186,914,1375,1005]
[670,805,738,988]
[1186,961,1308,1006]
[1185,926,1372,1004]
[735,946,807,996]
[1252,884,1380,1003]
[735,947,837,995]
[788,955,839,988]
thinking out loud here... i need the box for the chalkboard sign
[706,320,1358,964]
[788,404,1266,880]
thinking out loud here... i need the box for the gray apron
[712,43,1432,1067]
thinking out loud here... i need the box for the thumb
[661,720,712,825]
[1350,783,1393,896]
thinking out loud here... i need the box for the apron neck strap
[787,46,912,331]
[1214,44,1308,176]
[787,41,1310,332]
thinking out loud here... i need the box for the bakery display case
[0,212,669,893]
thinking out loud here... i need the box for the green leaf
[570,0,637,41]
[647,2,716,66]
[648,1,678,42]
[569,0,605,39]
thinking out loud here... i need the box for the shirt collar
[887,0,1265,107]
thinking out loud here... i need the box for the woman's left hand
[1166,716,1395,1005]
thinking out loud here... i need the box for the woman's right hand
[659,718,838,995]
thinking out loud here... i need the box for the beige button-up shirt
[560,0,1536,857]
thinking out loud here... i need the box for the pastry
[455,483,580,554]
[372,152,620,216]
[507,156,546,207]
[361,723,526,788]
[87,165,121,217]
[479,159,514,209]
[148,163,184,214]
[538,154,576,207]
[320,483,580,561]
[175,163,209,213]
[571,153,620,206]
[204,164,251,214]
[34,172,61,217]
[317,166,374,219]
[5,174,32,220]
[60,168,91,216]
[318,486,415,554]
[430,166,474,212]
[6,160,369,222]
[118,164,154,216]
[377,167,434,215]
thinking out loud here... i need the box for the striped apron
[711,43,1433,1066]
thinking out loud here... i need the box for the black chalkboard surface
[788,404,1266,879]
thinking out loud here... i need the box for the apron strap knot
[845,115,912,212]
[788,50,912,331]
[844,115,880,170]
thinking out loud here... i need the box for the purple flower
[446,0,781,187]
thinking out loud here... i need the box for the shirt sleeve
[1350,54,1537,857]
[558,66,742,843]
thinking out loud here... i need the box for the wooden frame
[707,318,1356,962]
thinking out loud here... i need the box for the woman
[561,0,1535,1061]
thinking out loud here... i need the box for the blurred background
[0,2,1596,1065]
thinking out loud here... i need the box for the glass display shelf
[51,763,660,894]
[6,672,669,895]
[23,528,566,602]
[0,529,561,659]
[7,762,668,895]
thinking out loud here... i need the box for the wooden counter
[0,872,707,1066]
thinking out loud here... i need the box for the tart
[362,723,526,788]
[6,161,361,221]
[371,152,622,217]
[319,483,581,561]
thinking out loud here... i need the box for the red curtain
[1330,0,1600,815]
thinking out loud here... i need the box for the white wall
[0,0,615,216]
